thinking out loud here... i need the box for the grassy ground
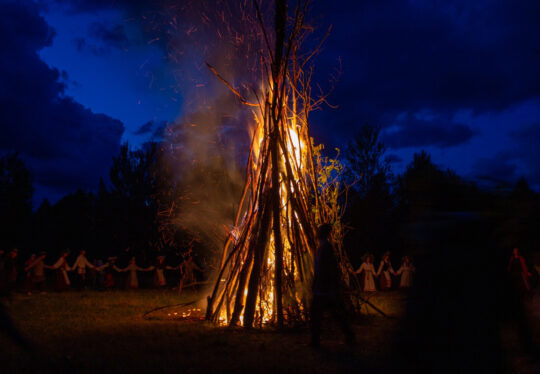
[0,289,538,373]
[0,290,407,373]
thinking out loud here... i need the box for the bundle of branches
[205,0,359,329]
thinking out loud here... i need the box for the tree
[346,124,392,197]
[107,142,183,259]
[0,153,33,249]
[343,125,395,263]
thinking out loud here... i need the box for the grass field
[1,289,538,373]
[0,290,406,373]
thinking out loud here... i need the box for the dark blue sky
[1,0,539,204]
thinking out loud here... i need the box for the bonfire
[204,0,358,328]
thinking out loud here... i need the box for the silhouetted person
[25,252,48,293]
[507,247,531,294]
[505,247,535,355]
[177,249,201,293]
[310,224,355,347]
[3,249,18,294]
[50,251,71,291]
[23,254,36,294]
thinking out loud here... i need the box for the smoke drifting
[142,1,271,263]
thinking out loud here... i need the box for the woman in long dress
[147,256,175,288]
[355,254,377,292]
[377,252,396,290]
[114,257,151,289]
[396,256,415,288]
[50,251,71,291]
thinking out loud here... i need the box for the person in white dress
[70,250,95,289]
[147,256,175,288]
[355,254,377,292]
[114,257,152,289]
[396,256,415,288]
[376,252,396,290]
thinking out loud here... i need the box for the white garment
[356,262,376,291]
[396,262,415,288]
[52,257,70,285]
[123,263,145,288]
[72,255,94,274]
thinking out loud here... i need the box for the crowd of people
[0,248,202,295]
[354,252,416,292]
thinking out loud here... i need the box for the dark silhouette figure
[310,224,355,347]
[507,247,531,294]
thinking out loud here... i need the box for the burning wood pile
[205,0,358,328]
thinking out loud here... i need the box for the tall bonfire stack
[205,0,357,328]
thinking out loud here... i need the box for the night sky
[2,0,539,205]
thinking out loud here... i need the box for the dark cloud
[134,121,153,135]
[88,21,129,50]
[133,120,168,141]
[312,0,540,155]
[383,116,475,149]
[73,21,129,55]
[318,0,540,118]
[471,151,518,187]
[0,0,124,201]
[510,123,540,187]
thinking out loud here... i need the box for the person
[23,254,36,294]
[396,255,415,288]
[507,247,531,294]
[50,251,71,291]
[376,252,396,290]
[148,256,174,288]
[103,257,117,289]
[25,252,48,293]
[114,257,151,289]
[70,250,95,289]
[177,250,202,293]
[355,254,377,292]
[4,249,18,294]
[310,223,355,347]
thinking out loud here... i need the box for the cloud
[134,121,154,135]
[472,152,518,183]
[88,21,129,49]
[510,123,540,187]
[0,1,124,202]
[73,21,130,55]
[382,115,475,149]
[313,0,540,140]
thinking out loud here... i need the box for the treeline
[0,143,191,265]
[342,125,540,266]
[2,126,540,268]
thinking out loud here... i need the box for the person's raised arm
[355,263,365,274]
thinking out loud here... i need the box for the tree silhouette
[0,153,33,249]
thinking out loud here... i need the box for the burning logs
[205,0,358,328]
